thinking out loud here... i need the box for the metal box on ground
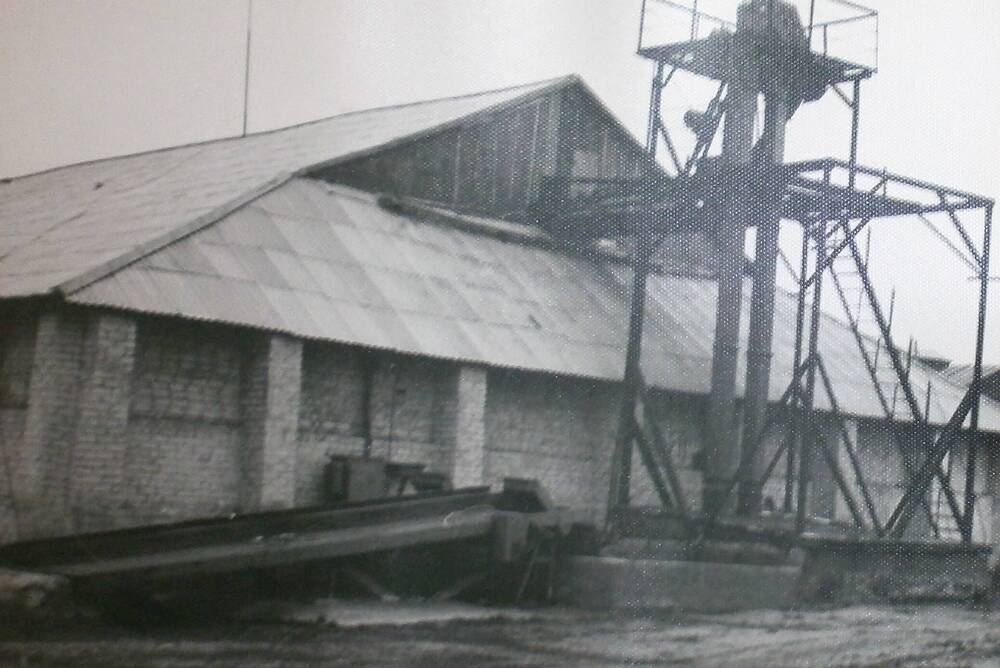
[324,456,388,504]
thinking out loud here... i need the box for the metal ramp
[0,482,570,582]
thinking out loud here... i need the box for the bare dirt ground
[4,605,1000,667]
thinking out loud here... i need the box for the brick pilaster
[69,311,137,532]
[16,309,85,537]
[241,333,302,510]
[449,365,487,488]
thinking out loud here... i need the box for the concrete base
[557,556,800,613]
[559,537,993,613]
[603,537,797,566]
[798,536,992,603]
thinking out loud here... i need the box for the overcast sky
[2,1,998,365]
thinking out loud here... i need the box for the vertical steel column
[607,241,652,521]
[703,4,763,518]
[848,79,861,190]
[704,78,756,518]
[607,54,667,525]
[961,204,993,542]
[646,63,665,160]
[738,92,789,515]
[793,78,859,530]
[637,0,647,52]
[796,212,827,534]
[795,77,860,529]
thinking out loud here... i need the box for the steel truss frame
[602,51,994,544]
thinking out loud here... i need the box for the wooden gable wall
[313,84,652,227]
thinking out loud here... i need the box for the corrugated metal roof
[68,178,1000,432]
[942,364,1000,389]
[7,73,995,433]
[0,76,575,298]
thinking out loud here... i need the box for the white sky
[2,0,998,365]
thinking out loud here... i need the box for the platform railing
[638,0,878,73]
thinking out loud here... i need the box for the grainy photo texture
[0,1,998,665]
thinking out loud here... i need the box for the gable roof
[6,75,997,433]
[0,75,576,298]
[67,178,1000,432]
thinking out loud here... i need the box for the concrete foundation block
[558,556,800,613]
[799,538,992,603]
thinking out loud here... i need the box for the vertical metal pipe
[796,216,827,534]
[637,0,648,52]
[816,356,884,534]
[703,3,770,520]
[856,227,872,317]
[807,0,816,42]
[962,205,993,542]
[874,13,880,71]
[848,79,861,189]
[704,81,756,519]
[784,226,811,512]
[738,90,789,515]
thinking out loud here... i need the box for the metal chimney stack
[704,0,805,517]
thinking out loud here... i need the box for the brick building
[1,76,999,545]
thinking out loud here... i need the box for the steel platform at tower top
[638,0,878,84]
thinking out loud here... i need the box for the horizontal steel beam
[786,158,994,206]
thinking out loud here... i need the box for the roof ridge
[51,75,582,296]
[2,74,578,183]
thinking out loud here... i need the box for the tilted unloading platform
[0,481,575,592]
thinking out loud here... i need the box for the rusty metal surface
[0,77,572,297]
[68,178,1000,431]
